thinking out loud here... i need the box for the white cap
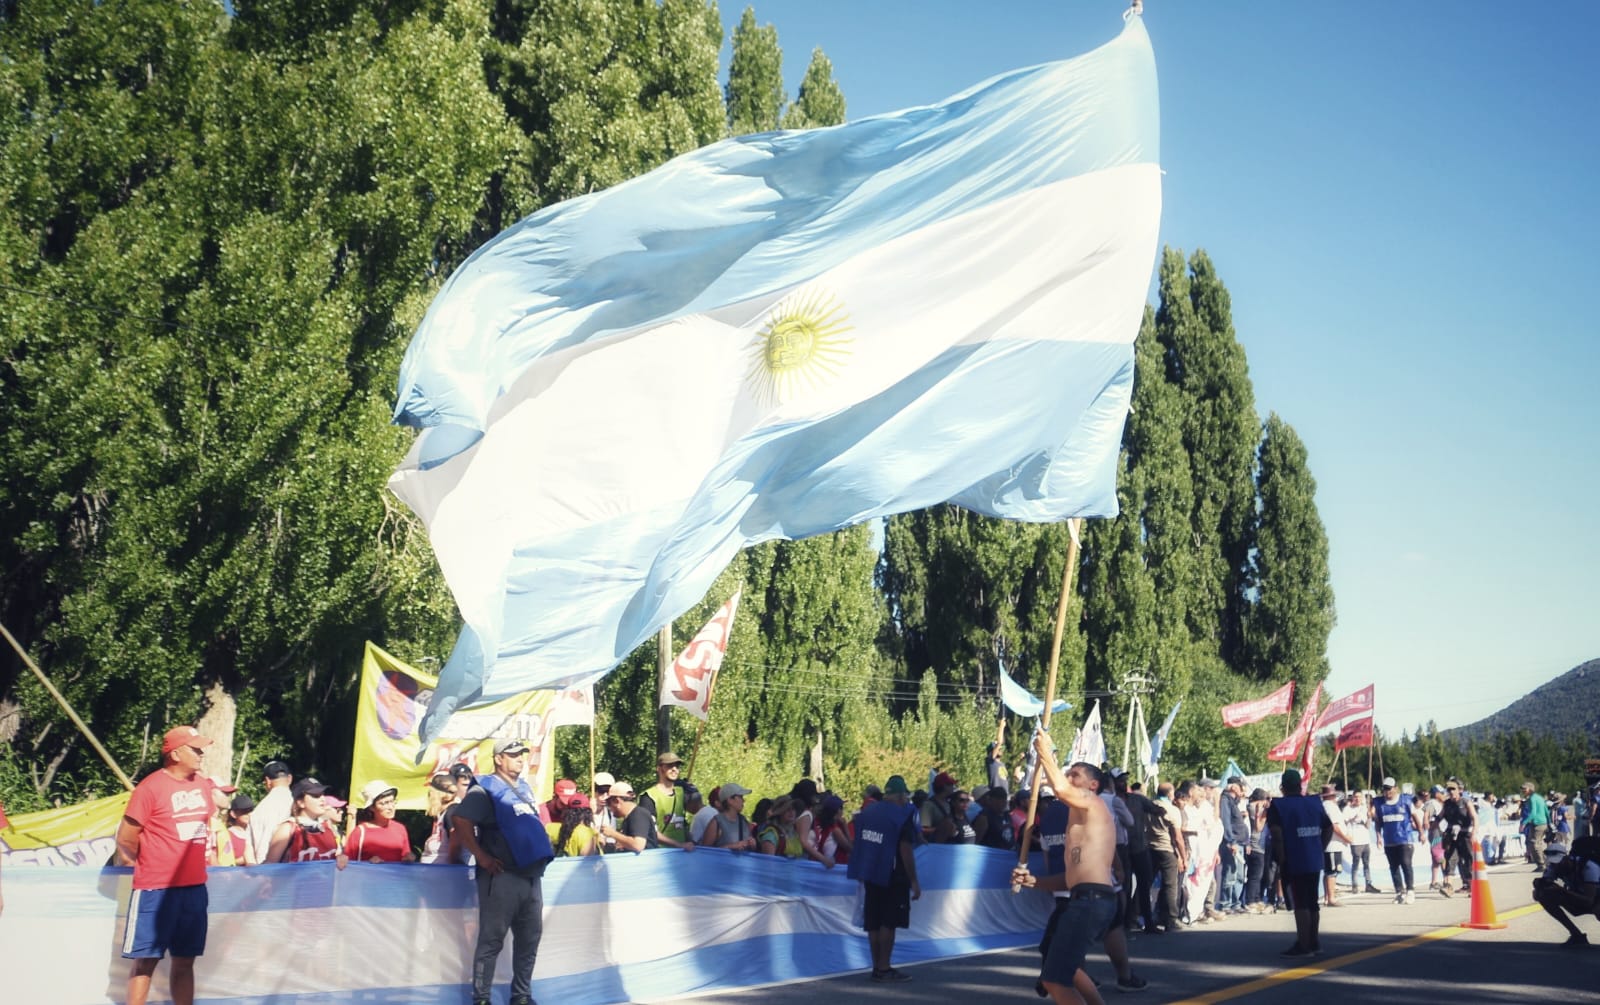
[359,779,398,809]
[1382,776,1396,787]
[593,771,616,787]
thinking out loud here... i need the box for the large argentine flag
[391,16,1161,736]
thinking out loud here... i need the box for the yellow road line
[1165,903,1542,1005]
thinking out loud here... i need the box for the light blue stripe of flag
[394,19,1159,438]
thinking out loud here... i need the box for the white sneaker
[1394,893,1405,905]
[1404,890,1416,904]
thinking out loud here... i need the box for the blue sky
[724,2,1600,737]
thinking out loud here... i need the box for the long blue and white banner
[2,845,1053,1004]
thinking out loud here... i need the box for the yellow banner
[0,792,130,866]
[350,642,590,810]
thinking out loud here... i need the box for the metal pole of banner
[1014,518,1082,893]
[655,624,672,758]
[1367,732,1375,792]
[1,620,135,791]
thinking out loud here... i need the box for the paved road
[681,863,1598,1004]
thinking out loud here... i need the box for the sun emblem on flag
[746,287,853,406]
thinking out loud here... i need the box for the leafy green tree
[725,6,784,135]
[1244,414,1335,687]
[1147,249,1258,664]
[781,47,846,129]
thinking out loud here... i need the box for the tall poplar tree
[1244,413,1335,686]
[1151,249,1259,667]
[781,48,846,129]
[725,6,784,135]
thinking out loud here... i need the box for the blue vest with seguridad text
[1376,794,1415,845]
[847,800,915,887]
[1273,795,1325,875]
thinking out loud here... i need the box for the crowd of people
[100,719,1600,1005]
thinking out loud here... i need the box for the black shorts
[1323,851,1343,874]
[1285,871,1320,911]
[862,877,911,931]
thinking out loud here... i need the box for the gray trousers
[474,869,544,1000]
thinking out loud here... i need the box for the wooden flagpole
[1,620,134,791]
[590,716,603,855]
[685,668,721,782]
[1013,519,1082,891]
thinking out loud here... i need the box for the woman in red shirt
[345,780,415,863]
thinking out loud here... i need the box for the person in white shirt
[244,760,293,866]
[1319,785,1355,907]
[1343,791,1379,894]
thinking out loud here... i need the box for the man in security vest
[457,739,555,1005]
[1267,768,1332,959]
[641,751,693,849]
[847,775,921,982]
[1373,776,1422,904]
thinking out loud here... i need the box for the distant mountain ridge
[1446,658,1600,745]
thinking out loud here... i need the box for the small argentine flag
[391,16,1162,741]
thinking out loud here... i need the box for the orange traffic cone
[1461,841,1506,930]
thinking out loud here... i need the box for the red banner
[1334,715,1374,752]
[1313,684,1374,731]
[1266,682,1323,762]
[1221,680,1295,727]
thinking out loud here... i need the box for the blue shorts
[123,884,209,959]
[1041,884,1117,988]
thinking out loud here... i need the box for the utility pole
[656,624,672,757]
[1424,763,1437,785]
[1120,670,1154,776]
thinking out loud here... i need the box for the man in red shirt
[116,725,217,1005]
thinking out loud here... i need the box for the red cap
[162,726,214,755]
[934,772,958,791]
[568,792,591,809]
[553,778,578,797]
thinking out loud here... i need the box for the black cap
[291,777,329,800]
[230,792,256,813]
[449,763,475,780]
[263,760,292,780]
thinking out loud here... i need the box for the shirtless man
[1013,732,1118,1005]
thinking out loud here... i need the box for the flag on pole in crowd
[1267,682,1323,763]
[1220,681,1295,727]
[387,17,1163,743]
[1149,701,1181,764]
[1134,701,1154,781]
[1069,700,1108,767]
[1334,715,1374,752]
[544,683,596,730]
[998,662,1071,718]
[1222,759,1246,783]
[658,590,741,722]
[1312,683,1375,730]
